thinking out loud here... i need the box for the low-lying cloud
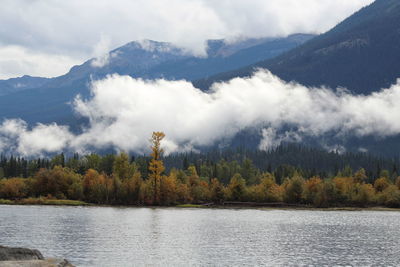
[1,70,400,156]
[0,119,73,156]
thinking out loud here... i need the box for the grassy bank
[175,204,205,208]
[0,199,399,211]
[0,198,89,206]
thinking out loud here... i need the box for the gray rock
[0,258,74,267]
[0,246,74,267]
[0,246,44,261]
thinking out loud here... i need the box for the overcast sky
[0,0,373,79]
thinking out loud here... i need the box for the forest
[0,132,400,208]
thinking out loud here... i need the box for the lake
[0,205,399,266]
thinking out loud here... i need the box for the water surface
[0,205,399,266]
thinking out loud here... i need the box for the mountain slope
[0,76,49,96]
[0,34,314,124]
[195,0,400,94]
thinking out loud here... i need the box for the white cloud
[17,123,73,156]
[0,119,73,156]
[0,45,80,79]
[2,69,400,156]
[258,128,302,150]
[71,71,400,154]
[0,0,373,78]
[91,35,116,68]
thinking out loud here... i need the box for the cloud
[0,119,73,156]
[0,45,80,79]
[258,128,302,151]
[0,0,373,78]
[91,35,120,68]
[90,35,112,68]
[1,69,400,156]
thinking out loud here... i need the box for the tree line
[1,144,397,182]
[0,132,400,208]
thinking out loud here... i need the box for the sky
[0,0,373,79]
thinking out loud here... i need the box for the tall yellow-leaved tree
[148,131,165,205]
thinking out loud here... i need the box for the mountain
[195,0,400,94]
[0,75,49,96]
[190,0,400,157]
[0,34,314,124]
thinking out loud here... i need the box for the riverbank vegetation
[0,132,400,208]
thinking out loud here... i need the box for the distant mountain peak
[206,37,271,58]
[0,33,314,125]
[121,39,186,56]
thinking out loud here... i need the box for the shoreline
[1,198,399,212]
[176,204,400,212]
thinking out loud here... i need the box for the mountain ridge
[0,34,314,124]
[194,0,400,94]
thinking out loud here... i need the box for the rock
[0,258,74,267]
[0,246,44,261]
[0,246,74,267]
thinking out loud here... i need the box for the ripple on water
[0,206,399,266]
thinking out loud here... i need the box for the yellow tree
[303,176,322,204]
[148,131,166,205]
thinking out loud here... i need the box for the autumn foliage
[1,133,400,208]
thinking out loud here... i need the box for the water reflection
[0,206,399,266]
